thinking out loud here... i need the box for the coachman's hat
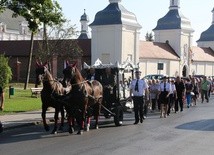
[135,70,141,73]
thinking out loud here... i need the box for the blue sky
[57,0,214,45]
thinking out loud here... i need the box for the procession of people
[86,65,213,124]
[135,74,213,121]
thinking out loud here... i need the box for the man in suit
[86,67,101,82]
[130,70,149,124]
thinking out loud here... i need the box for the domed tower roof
[90,0,141,28]
[78,9,90,39]
[80,9,89,22]
[153,0,193,32]
[197,8,214,42]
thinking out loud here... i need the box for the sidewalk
[0,108,56,130]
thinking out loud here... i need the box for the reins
[70,80,89,86]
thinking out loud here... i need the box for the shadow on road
[176,119,214,131]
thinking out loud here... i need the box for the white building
[0,9,42,40]
[89,0,141,65]
[86,0,214,77]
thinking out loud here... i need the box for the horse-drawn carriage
[35,59,138,134]
[83,59,139,126]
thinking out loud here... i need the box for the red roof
[139,41,179,60]
[191,46,214,62]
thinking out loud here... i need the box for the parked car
[193,75,205,79]
[143,74,167,80]
[160,76,175,81]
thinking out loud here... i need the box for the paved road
[1,97,214,155]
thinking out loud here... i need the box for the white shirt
[158,82,171,92]
[90,74,95,80]
[130,79,148,96]
[169,83,176,94]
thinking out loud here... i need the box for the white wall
[91,25,122,64]
[197,41,214,51]
[154,29,181,56]
[91,24,141,65]
[191,62,214,76]
[0,32,42,40]
[139,58,180,77]
[169,61,181,76]
[122,26,140,64]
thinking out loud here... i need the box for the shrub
[0,54,12,89]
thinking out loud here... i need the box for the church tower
[89,0,141,64]
[78,9,90,39]
[153,0,194,76]
[197,7,214,50]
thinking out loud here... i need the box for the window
[157,63,164,70]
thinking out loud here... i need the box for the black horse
[35,62,68,134]
[62,62,103,134]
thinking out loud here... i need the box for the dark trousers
[151,98,157,111]
[175,96,183,112]
[133,96,144,122]
[144,100,148,117]
[167,94,175,114]
[201,89,209,102]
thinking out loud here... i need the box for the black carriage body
[84,61,138,126]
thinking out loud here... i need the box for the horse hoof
[69,127,74,134]
[86,124,90,132]
[95,125,99,129]
[77,130,83,135]
[51,130,57,134]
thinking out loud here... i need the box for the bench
[30,87,43,98]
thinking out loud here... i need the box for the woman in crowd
[185,78,193,108]
[191,78,199,105]
[149,79,159,112]
[158,76,171,118]
[167,79,177,115]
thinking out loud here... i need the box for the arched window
[182,66,187,77]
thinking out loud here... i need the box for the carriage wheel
[104,112,111,119]
[114,106,123,126]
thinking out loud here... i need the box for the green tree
[38,0,66,72]
[0,54,12,89]
[36,21,82,64]
[145,32,154,41]
[8,0,65,89]
[0,0,8,11]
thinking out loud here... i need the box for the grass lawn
[0,83,42,115]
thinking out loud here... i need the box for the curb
[1,119,115,132]
[2,121,42,131]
